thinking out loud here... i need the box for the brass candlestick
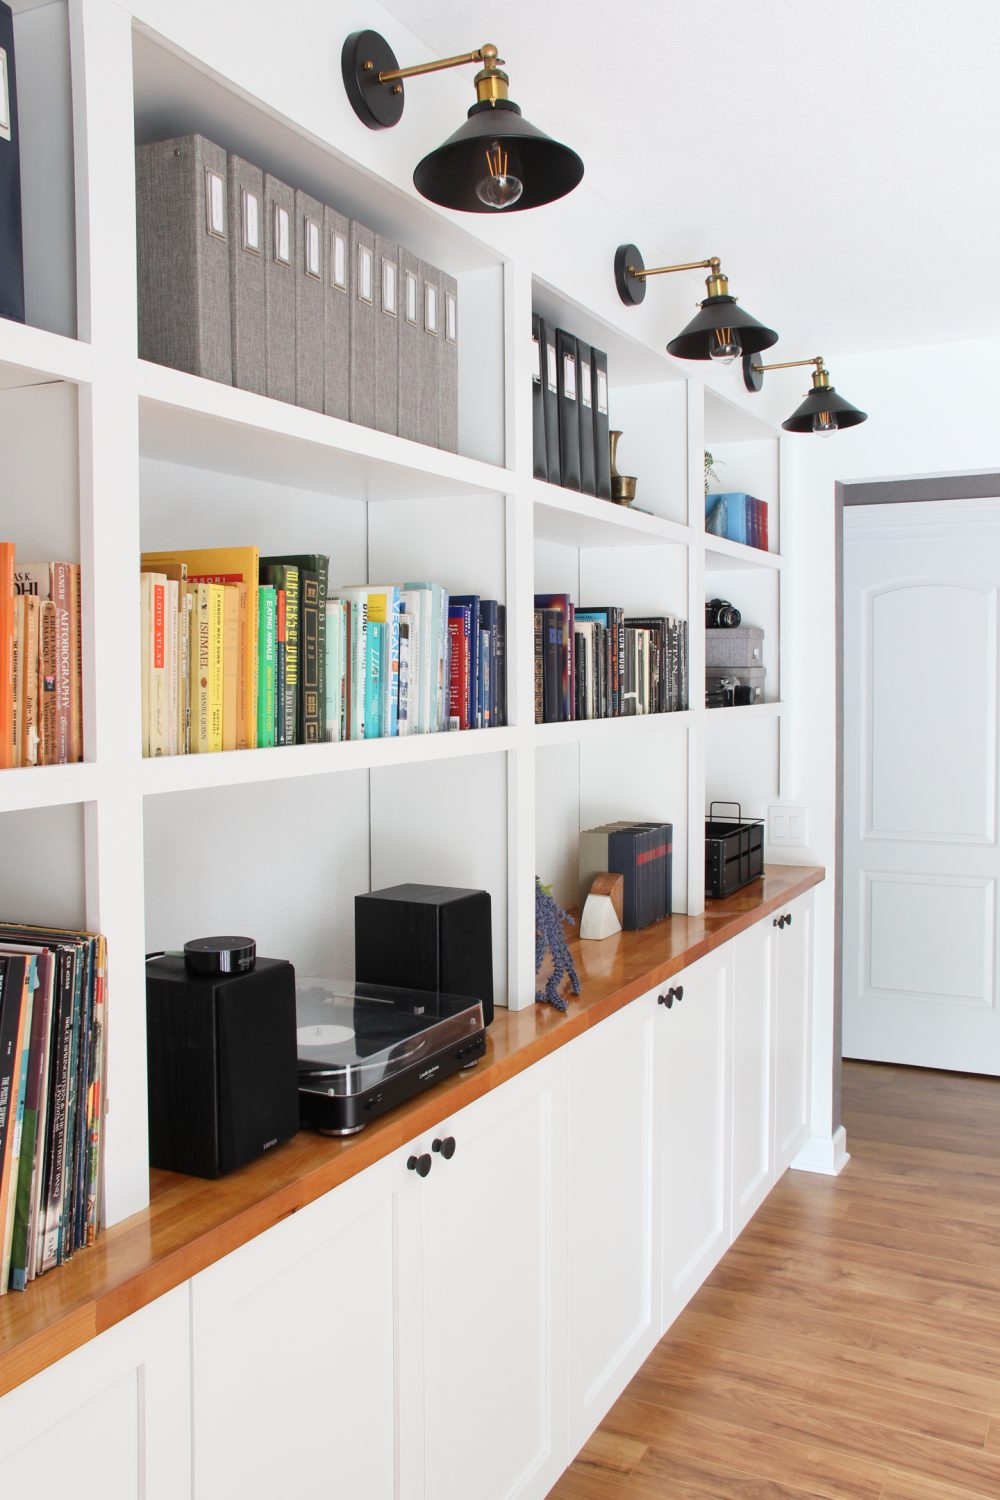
[609,430,637,505]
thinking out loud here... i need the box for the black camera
[706,598,741,629]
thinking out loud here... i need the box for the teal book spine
[365,620,384,738]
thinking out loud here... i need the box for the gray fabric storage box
[706,666,766,703]
[705,625,764,669]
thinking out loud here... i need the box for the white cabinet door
[774,890,813,1174]
[0,1285,191,1499]
[731,918,775,1237]
[415,1057,567,1500]
[191,1152,412,1500]
[566,992,657,1452]
[654,947,732,1333]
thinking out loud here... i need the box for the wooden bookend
[580,872,624,941]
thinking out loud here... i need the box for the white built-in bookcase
[0,0,789,1229]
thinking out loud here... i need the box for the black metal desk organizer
[705,802,764,899]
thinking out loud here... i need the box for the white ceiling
[378,0,1000,358]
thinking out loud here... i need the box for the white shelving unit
[0,0,790,1230]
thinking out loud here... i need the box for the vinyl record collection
[0,922,107,1294]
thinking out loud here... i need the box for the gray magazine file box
[439,267,458,453]
[295,188,324,412]
[349,220,376,428]
[417,258,440,448]
[227,153,265,395]
[264,173,296,403]
[374,233,399,435]
[136,134,232,385]
[397,247,422,443]
[323,205,350,420]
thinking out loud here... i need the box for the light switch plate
[768,803,808,847]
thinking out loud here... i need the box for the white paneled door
[843,498,1000,1073]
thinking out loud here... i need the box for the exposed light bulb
[709,325,741,366]
[812,410,839,435]
[476,141,524,209]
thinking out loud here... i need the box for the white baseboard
[791,1127,850,1177]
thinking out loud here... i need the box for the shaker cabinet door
[416,1057,567,1500]
[191,1153,406,1500]
[0,1286,191,1500]
[654,946,732,1333]
[566,992,658,1451]
[731,917,775,1236]
[774,891,814,1174]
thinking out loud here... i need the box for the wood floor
[548,1060,1000,1500]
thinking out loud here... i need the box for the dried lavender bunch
[535,878,581,1011]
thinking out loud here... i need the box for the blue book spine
[479,600,499,728]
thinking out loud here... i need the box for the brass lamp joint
[475,44,510,103]
[705,259,728,299]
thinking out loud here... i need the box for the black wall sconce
[614,245,778,365]
[743,353,867,434]
[342,30,584,213]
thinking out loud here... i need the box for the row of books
[531,315,612,498]
[139,546,507,755]
[534,596,689,723]
[137,135,458,451]
[0,545,84,770]
[705,491,770,550]
[0,922,107,1294]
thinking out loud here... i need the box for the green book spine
[260,563,299,744]
[257,587,277,748]
[263,555,327,740]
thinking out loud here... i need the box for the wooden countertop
[0,864,823,1396]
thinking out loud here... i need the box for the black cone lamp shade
[667,298,779,362]
[413,99,583,213]
[782,384,867,433]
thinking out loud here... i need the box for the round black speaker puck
[184,936,257,977]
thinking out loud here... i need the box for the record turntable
[296,979,487,1136]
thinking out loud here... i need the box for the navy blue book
[479,599,500,728]
[0,2,24,324]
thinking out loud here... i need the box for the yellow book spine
[222,584,240,752]
[208,583,224,752]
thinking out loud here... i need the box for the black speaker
[355,884,494,1025]
[145,938,299,1178]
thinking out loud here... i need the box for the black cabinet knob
[407,1153,432,1178]
[432,1136,456,1160]
[785,912,793,927]
[658,991,674,1008]
[675,985,684,1002]
[774,914,786,929]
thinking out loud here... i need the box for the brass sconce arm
[628,256,720,280]
[752,355,827,377]
[375,43,502,85]
[746,354,830,392]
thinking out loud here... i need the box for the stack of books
[0,922,107,1294]
[136,135,458,451]
[705,492,770,550]
[579,823,673,929]
[531,314,611,499]
[534,595,688,723]
[0,543,84,770]
[139,547,507,755]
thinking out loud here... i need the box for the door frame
[835,471,1000,1111]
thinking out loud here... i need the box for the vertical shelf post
[71,0,149,1223]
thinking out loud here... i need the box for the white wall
[777,336,1000,1145]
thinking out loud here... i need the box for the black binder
[540,318,560,486]
[592,346,612,500]
[577,339,596,496]
[531,313,547,481]
[556,327,581,491]
[0,2,25,323]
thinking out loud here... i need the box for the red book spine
[448,614,470,730]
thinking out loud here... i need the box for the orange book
[141,548,259,750]
[0,542,13,769]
